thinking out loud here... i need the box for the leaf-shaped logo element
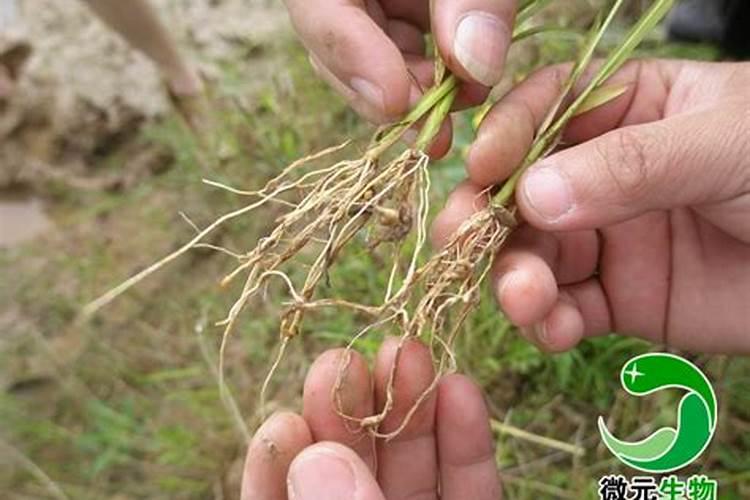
[598,353,717,473]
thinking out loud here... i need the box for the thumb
[287,443,385,500]
[432,0,517,87]
[517,107,750,231]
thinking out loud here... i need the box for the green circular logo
[598,353,718,474]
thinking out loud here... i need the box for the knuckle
[549,63,574,92]
[593,127,662,201]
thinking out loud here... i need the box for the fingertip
[250,411,312,456]
[402,116,453,159]
[304,348,370,401]
[466,101,535,187]
[426,118,453,158]
[303,348,373,434]
[307,49,410,125]
[465,140,485,185]
[379,78,414,122]
[288,442,384,500]
[437,374,487,420]
[430,181,486,248]
[432,0,515,87]
[374,336,437,436]
[529,294,585,353]
[455,81,491,110]
[516,163,576,230]
[308,53,387,124]
[560,281,612,339]
[375,336,432,377]
[494,264,557,328]
[465,136,502,187]
[290,441,358,470]
[242,412,312,500]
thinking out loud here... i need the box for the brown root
[330,201,519,440]
[217,147,433,407]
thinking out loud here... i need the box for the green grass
[1,9,749,500]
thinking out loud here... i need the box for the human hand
[433,60,750,354]
[281,0,517,126]
[241,338,500,499]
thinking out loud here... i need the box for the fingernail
[521,323,549,345]
[534,321,550,345]
[454,12,509,86]
[308,53,389,124]
[522,166,574,222]
[288,447,356,500]
[350,77,387,123]
[496,270,519,306]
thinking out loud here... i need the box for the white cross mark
[624,363,645,385]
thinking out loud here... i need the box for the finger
[432,0,517,86]
[517,105,750,232]
[241,412,313,500]
[379,0,431,30]
[454,81,492,111]
[597,214,671,342]
[522,280,613,353]
[561,59,682,143]
[431,180,489,248]
[491,226,599,327]
[403,113,454,159]
[561,280,613,339]
[437,375,501,500]
[374,337,439,499]
[510,214,674,348]
[492,239,557,329]
[286,0,413,123]
[303,349,376,470]
[287,442,386,500]
[467,58,687,188]
[424,117,453,159]
[520,292,585,353]
[386,19,426,55]
[467,63,571,187]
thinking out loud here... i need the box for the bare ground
[1,0,288,188]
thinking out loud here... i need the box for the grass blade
[573,83,629,117]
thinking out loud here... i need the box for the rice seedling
[311,0,676,438]
[84,0,675,439]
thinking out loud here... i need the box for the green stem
[493,137,550,206]
[415,86,458,151]
[493,0,675,207]
[367,75,458,159]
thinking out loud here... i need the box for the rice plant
[85,0,675,438]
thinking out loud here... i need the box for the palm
[590,205,750,352]
[556,64,750,352]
